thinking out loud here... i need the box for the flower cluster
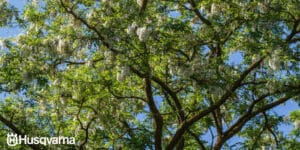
[136,26,150,42]
[117,66,129,81]
[126,22,138,35]
[268,54,280,71]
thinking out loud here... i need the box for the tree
[0,0,299,149]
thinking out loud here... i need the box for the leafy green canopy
[0,0,299,149]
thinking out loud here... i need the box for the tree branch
[139,0,148,16]
[151,76,185,122]
[188,130,206,150]
[188,0,212,26]
[107,85,147,102]
[286,17,300,42]
[131,67,185,123]
[0,115,42,150]
[145,78,163,150]
[59,0,120,54]
[263,112,280,148]
[166,57,265,150]
[213,94,294,149]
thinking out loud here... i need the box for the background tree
[0,0,299,149]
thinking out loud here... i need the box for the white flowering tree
[0,0,300,149]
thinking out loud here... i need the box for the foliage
[0,0,300,149]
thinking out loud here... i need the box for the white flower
[169,65,177,75]
[86,11,92,19]
[32,0,38,5]
[52,79,60,85]
[258,2,267,13]
[116,72,122,81]
[96,125,104,130]
[136,26,150,41]
[57,37,66,54]
[294,120,300,129]
[117,66,129,81]
[104,50,112,62]
[0,39,6,49]
[87,112,94,120]
[86,60,93,67]
[121,66,129,76]
[126,22,138,35]
[75,126,81,136]
[137,0,143,8]
[268,55,280,71]
[174,4,180,10]
[210,3,216,15]
[40,99,47,114]
[0,1,7,7]
[60,97,66,105]
[86,10,96,20]
[72,93,79,99]
[157,15,167,26]
[251,54,259,62]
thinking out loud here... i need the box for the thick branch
[131,67,185,123]
[288,37,300,43]
[145,78,163,150]
[166,57,265,150]
[263,112,279,148]
[188,130,206,150]
[139,0,148,16]
[213,95,293,149]
[0,115,42,150]
[213,93,270,149]
[212,109,223,136]
[286,17,300,42]
[188,0,212,26]
[79,117,96,150]
[151,76,185,122]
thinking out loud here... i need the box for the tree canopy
[0,0,300,149]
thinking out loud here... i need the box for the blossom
[86,60,93,67]
[268,55,280,71]
[40,99,47,115]
[60,97,66,105]
[32,0,38,5]
[104,50,112,62]
[0,1,6,7]
[57,36,66,54]
[136,26,150,41]
[126,22,138,35]
[117,66,129,81]
[168,65,177,75]
[210,3,216,15]
[0,39,6,49]
[157,15,167,26]
[103,21,110,28]
[86,10,96,21]
[137,0,143,8]
[52,79,60,85]
[294,120,300,129]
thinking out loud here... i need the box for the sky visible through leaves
[0,0,299,148]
